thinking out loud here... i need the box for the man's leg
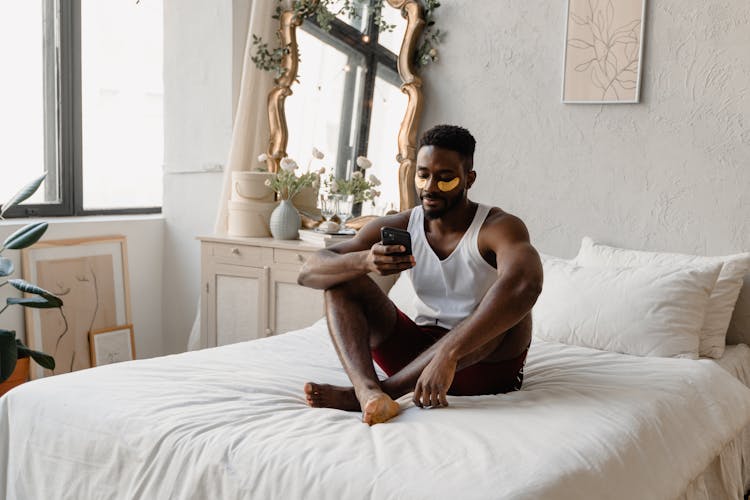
[304,275,401,424]
[309,303,530,411]
[380,315,531,400]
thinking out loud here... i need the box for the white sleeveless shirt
[406,204,497,329]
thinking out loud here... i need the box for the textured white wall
[162,0,250,354]
[422,0,749,257]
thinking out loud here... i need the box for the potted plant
[0,175,60,396]
[323,155,382,204]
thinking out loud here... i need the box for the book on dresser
[298,229,355,247]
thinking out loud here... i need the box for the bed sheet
[2,320,750,500]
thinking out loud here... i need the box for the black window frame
[2,0,162,219]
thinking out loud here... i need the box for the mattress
[685,343,750,499]
[2,320,750,500]
[711,343,750,386]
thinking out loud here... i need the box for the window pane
[0,1,50,204]
[328,0,369,32]
[363,64,407,214]
[376,4,406,55]
[286,29,366,180]
[81,0,163,209]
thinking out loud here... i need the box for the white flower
[356,156,372,169]
[257,153,268,162]
[429,48,438,58]
[264,179,272,187]
[368,174,381,186]
[371,189,381,198]
[280,157,299,171]
[352,171,363,180]
[311,147,325,160]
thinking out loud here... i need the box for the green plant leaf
[1,222,48,251]
[0,173,47,219]
[16,342,55,371]
[7,296,63,309]
[0,329,18,382]
[8,279,62,304]
[0,257,13,277]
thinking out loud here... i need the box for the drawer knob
[265,328,273,336]
[231,247,240,255]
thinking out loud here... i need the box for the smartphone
[380,226,412,256]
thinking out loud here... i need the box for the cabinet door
[269,268,325,335]
[206,263,268,346]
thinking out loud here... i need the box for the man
[297,124,543,425]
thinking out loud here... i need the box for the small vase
[269,199,301,240]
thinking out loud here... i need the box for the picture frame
[21,235,132,379]
[562,0,647,104]
[89,324,136,367]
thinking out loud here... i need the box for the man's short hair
[418,124,476,170]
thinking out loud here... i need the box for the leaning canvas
[21,236,132,379]
[562,0,647,103]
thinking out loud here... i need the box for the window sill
[0,213,164,228]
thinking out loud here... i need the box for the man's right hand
[365,243,415,276]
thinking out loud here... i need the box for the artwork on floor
[89,324,135,367]
[562,0,647,103]
[21,236,132,379]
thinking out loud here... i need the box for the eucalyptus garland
[252,0,443,80]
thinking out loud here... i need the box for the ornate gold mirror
[265,0,425,212]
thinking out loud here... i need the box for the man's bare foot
[361,393,400,425]
[304,382,359,411]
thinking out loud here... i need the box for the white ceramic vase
[269,199,301,240]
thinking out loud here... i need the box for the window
[0,0,163,218]
[284,3,408,215]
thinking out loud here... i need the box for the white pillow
[533,259,722,359]
[575,237,750,358]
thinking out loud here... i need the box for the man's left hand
[413,352,457,408]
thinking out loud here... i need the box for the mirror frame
[265,0,426,211]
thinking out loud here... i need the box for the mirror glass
[376,4,406,55]
[284,4,410,215]
[285,29,367,179]
[362,63,407,215]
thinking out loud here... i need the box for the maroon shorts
[371,309,528,396]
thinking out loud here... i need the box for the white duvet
[2,319,750,500]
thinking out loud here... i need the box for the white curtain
[186,0,276,350]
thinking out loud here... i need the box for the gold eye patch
[437,177,459,192]
[415,177,427,189]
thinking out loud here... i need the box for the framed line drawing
[89,324,136,367]
[562,0,647,103]
[21,236,132,379]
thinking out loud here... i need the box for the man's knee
[325,275,379,301]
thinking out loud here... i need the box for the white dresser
[198,235,328,347]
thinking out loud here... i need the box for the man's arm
[413,214,543,407]
[297,211,415,290]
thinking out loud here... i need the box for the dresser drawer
[208,242,267,266]
[274,248,314,266]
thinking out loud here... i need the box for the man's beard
[422,189,464,220]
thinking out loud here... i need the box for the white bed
[2,317,750,500]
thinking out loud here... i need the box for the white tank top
[406,204,497,329]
